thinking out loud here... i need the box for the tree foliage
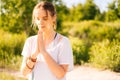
[1,0,37,35]
[68,0,100,21]
[83,0,100,20]
[69,4,84,21]
[105,0,120,21]
[1,0,120,35]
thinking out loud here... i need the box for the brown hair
[32,1,56,29]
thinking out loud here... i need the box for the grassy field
[0,72,27,80]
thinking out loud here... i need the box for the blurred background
[0,0,120,80]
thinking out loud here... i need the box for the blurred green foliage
[1,0,120,35]
[0,0,120,72]
[0,29,26,70]
[89,39,120,72]
[1,0,37,35]
[70,37,89,65]
[62,20,120,71]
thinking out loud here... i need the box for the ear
[53,14,56,22]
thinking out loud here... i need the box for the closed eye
[36,16,48,21]
[43,17,48,20]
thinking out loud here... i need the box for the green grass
[0,55,23,71]
[0,29,26,70]
[0,72,27,80]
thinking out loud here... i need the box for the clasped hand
[36,30,46,54]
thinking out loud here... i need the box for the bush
[63,20,120,42]
[89,39,120,71]
[63,21,120,67]
[69,36,89,65]
[0,29,27,70]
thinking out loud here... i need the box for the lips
[38,25,45,29]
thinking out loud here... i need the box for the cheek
[47,24,54,30]
[48,19,54,25]
[47,21,53,27]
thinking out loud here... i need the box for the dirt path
[66,66,120,80]
[0,68,25,78]
[1,66,120,80]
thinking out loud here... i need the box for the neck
[43,30,56,40]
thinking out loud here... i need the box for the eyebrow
[36,15,48,19]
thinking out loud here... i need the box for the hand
[30,30,43,59]
[37,30,46,54]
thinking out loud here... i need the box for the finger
[37,36,40,52]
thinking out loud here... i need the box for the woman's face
[34,8,55,32]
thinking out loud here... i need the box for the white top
[21,33,74,80]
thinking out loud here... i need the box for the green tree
[117,0,120,18]
[1,0,37,35]
[96,12,106,21]
[83,0,100,20]
[68,0,100,21]
[105,0,120,21]
[105,10,118,21]
[69,4,84,21]
[55,0,69,31]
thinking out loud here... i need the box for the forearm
[21,63,32,76]
[21,55,37,76]
[42,51,68,78]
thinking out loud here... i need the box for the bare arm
[43,51,68,78]
[20,57,31,76]
[20,53,37,76]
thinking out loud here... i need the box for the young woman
[20,1,73,80]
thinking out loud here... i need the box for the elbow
[57,75,65,79]
[56,72,66,79]
[56,65,68,78]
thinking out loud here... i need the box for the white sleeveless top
[21,33,74,80]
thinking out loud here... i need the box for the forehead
[34,9,47,18]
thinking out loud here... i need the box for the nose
[39,18,44,23]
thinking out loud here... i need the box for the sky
[62,0,114,13]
